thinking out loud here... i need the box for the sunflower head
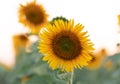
[18,1,48,34]
[87,48,107,70]
[38,19,94,72]
[50,16,69,25]
[13,34,30,55]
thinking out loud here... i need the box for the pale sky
[0,0,120,66]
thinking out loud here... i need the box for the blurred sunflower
[117,14,120,26]
[87,48,107,70]
[21,76,30,84]
[18,1,48,34]
[12,34,30,55]
[0,63,11,70]
[104,60,113,70]
[38,19,94,72]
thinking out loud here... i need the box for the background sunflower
[18,1,48,34]
[12,34,30,55]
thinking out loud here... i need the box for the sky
[0,0,120,66]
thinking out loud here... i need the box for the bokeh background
[1,0,120,84]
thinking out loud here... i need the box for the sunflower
[13,34,30,55]
[21,76,30,84]
[104,60,113,70]
[18,1,48,34]
[50,16,69,25]
[38,19,94,72]
[117,14,120,26]
[87,48,107,70]
[0,63,11,70]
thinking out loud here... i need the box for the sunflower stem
[67,71,74,84]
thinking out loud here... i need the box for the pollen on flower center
[51,31,82,60]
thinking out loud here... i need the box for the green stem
[68,71,74,84]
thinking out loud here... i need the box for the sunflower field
[1,0,120,84]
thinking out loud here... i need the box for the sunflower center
[52,31,82,60]
[60,37,73,52]
[90,56,96,62]
[25,5,44,25]
[19,35,28,41]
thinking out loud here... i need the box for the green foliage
[2,41,120,84]
[6,41,67,84]
[0,66,9,84]
[73,53,120,84]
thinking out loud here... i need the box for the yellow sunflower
[38,19,94,72]
[13,34,30,55]
[18,1,48,34]
[87,48,107,70]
